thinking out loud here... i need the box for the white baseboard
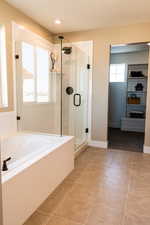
[144,145,150,154]
[88,140,108,149]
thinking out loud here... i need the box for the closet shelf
[128,77,147,80]
[127,104,146,106]
[127,91,147,93]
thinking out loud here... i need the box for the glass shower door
[73,45,89,147]
[62,42,90,149]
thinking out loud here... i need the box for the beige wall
[0,162,3,225]
[55,23,150,146]
[0,0,52,112]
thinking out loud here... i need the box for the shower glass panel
[15,40,61,135]
[62,41,90,149]
[0,25,8,108]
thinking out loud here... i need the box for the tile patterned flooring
[108,128,144,152]
[24,147,150,225]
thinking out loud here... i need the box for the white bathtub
[1,132,74,225]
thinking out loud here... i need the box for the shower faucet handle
[2,157,11,171]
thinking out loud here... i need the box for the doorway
[108,43,149,152]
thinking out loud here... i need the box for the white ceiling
[111,44,149,54]
[6,0,150,34]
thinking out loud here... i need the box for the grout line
[121,161,134,225]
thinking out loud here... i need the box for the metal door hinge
[87,64,91,69]
[85,128,89,133]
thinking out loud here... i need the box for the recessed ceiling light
[18,25,25,30]
[54,19,61,25]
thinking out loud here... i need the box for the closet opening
[108,43,149,152]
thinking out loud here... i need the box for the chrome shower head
[58,35,64,40]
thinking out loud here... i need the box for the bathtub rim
[1,133,74,184]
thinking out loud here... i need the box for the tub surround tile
[24,147,150,225]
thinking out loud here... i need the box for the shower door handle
[73,94,81,107]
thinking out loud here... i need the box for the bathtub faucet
[2,157,11,171]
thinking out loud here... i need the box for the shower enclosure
[14,26,92,150]
[60,39,92,148]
